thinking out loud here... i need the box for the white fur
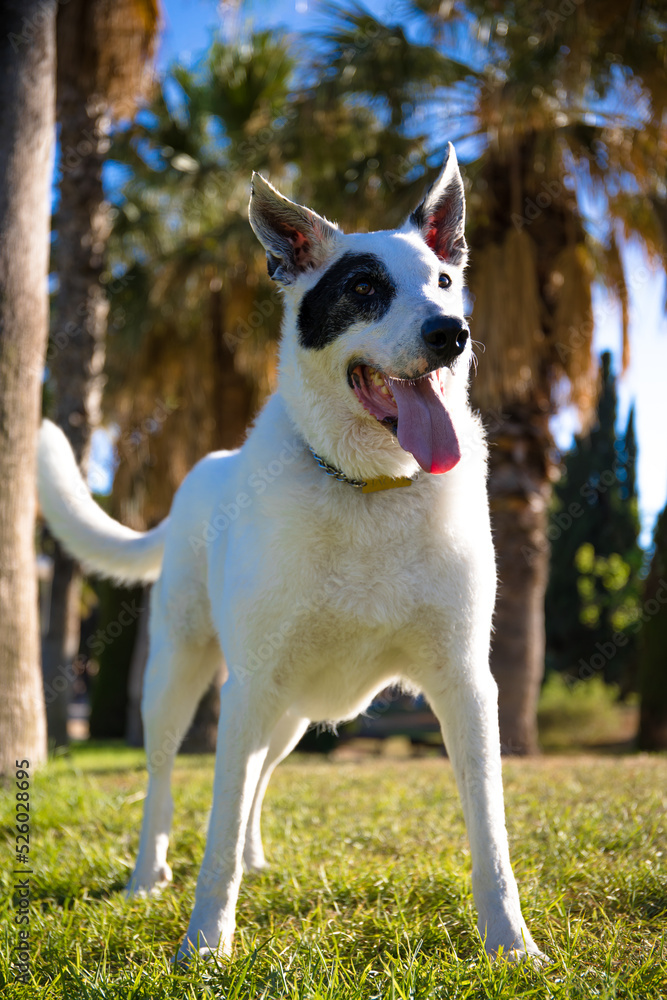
[38,147,543,965]
[37,420,167,583]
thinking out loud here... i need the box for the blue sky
[93,0,667,548]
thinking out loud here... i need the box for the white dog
[38,143,543,963]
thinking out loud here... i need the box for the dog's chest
[215,469,490,719]
[226,483,460,660]
[281,489,442,621]
[242,521,427,717]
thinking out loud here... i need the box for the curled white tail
[37,420,166,584]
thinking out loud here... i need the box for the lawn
[1,745,666,998]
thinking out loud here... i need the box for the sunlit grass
[1,745,666,997]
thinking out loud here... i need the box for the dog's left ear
[407,142,467,266]
[249,174,340,285]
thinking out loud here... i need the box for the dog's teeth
[380,386,389,395]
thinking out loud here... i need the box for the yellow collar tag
[309,447,414,494]
[361,476,413,494]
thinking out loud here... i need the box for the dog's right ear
[249,174,340,285]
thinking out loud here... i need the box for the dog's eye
[438,273,452,290]
[353,280,375,296]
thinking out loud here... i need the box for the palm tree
[0,0,56,773]
[322,0,667,752]
[43,0,160,746]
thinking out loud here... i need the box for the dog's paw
[242,836,267,873]
[125,862,172,898]
[484,926,549,966]
[494,946,550,966]
[175,934,232,966]
[242,853,268,874]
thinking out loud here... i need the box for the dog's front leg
[177,674,282,962]
[422,666,544,961]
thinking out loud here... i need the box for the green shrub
[538,673,635,750]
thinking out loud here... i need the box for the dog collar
[309,448,413,494]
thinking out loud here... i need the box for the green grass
[1,746,666,998]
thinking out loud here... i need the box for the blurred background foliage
[42,0,667,753]
[545,351,643,694]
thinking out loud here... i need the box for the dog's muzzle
[421,315,469,368]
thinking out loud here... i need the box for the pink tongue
[390,371,460,474]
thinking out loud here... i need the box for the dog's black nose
[421,315,469,365]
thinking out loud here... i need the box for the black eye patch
[297,252,397,350]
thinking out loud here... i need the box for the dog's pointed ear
[249,174,340,285]
[407,143,467,266]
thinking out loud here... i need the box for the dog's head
[249,143,471,482]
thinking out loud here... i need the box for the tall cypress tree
[545,353,643,690]
[638,502,667,749]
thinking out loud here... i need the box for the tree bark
[42,0,111,746]
[0,0,56,773]
[485,405,552,755]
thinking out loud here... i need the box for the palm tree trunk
[486,405,552,755]
[42,1,111,746]
[0,0,56,773]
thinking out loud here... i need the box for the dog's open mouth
[349,364,460,475]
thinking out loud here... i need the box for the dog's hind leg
[177,673,286,961]
[127,635,224,896]
[243,711,309,872]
